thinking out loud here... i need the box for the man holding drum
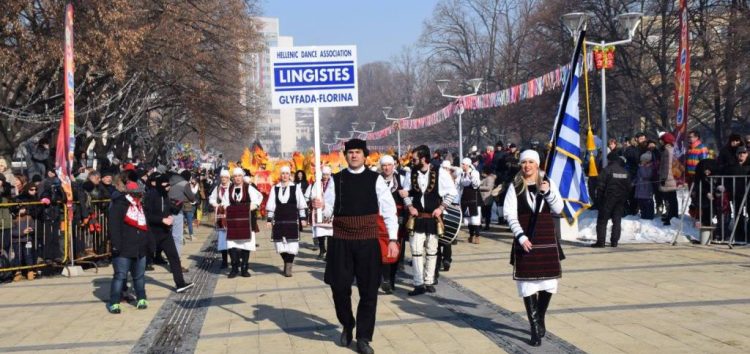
[403,145,457,296]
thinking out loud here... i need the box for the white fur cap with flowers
[519,150,540,166]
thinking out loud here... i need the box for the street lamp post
[561,12,643,167]
[350,121,377,139]
[436,78,483,158]
[383,105,415,158]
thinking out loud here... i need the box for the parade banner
[360,53,593,142]
[673,0,690,183]
[270,45,358,109]
[56,3,75,202]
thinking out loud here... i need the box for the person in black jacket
[593,152,632,248]
[107,181,150,314]
[726,146,750,243]
[142,174,194,293]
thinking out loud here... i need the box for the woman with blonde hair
[503,150,565,346]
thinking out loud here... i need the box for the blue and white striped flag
[548,56,591,224]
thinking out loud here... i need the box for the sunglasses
[29,189,37,191]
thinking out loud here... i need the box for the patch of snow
[576,210,697,244]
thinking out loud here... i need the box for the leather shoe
[339,327,353,347]
[590,243,605,248]
[610,242,618,248]
[408,286,426,296]
[356,339,374,354]
[425,285,436,293]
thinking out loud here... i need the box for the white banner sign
[270,45,358,108]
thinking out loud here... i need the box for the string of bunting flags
[331,53,594,151]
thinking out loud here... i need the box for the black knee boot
[537,291,552,337]
[220,250,228,269]
[240,250,251,277]
[523,295,542,346]
[228,249,239,278]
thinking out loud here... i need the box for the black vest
[333,169,379,217]
[409,167,442,213]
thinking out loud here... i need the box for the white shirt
[322,165,399,240]
[402,167,458,208]
[225,183,263,210]
[266,182,307,220]
[208,182,231,208]
[503,180,564,245]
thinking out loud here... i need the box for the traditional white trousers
[463,206,482,226]
[216,229,228,251]
[410,232,439,286]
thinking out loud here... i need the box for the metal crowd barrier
[0,199,112,279]
[695,175,750,246]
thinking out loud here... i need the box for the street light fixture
[561,11,643,167]
[384,105,415,158]
[436,78,484,158]
[350,121,376,139]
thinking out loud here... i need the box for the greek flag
[548,47,591,224]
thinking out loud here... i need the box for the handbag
[377,215,399,264]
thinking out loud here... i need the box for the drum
[439,204,462,245]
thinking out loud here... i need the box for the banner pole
[313,106,323,223]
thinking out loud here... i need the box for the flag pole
[528,30,586,239]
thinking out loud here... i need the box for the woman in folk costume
[459,158,482,244]
[226,167,263,278]
[305,165,334,260]
[379,155,408,294]
[265,165,307,277]
[208,169,231,269]
[503,150,565,346]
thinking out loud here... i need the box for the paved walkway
[1,221,749,353]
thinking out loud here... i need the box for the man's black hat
[344,138,369,156]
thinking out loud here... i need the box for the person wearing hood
[225,167,263,278]
[142,174,194,293]
[659,133,679,225]
[266,165,307,277]
[593,153,631,248]
[718,134,743,174]
[107,182,150,314]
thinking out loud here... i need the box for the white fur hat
[220,169,230,177]
[441,160,452,168]
[280,165,291,173]
[321,165,332,174]
[380,155,395,165]
[461,157,473,166]
[232,167,245,176]
[520,150,540,165]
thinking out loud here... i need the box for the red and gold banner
[673,0,690,182]
[56,3,75,202]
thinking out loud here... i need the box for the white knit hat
[220,169,230,177]
[280,165,291,173]
[461,157,473,166]
[441,160,452,168]
[232,167,245,176]
[321,165,332,174]
[519,150,540,165]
